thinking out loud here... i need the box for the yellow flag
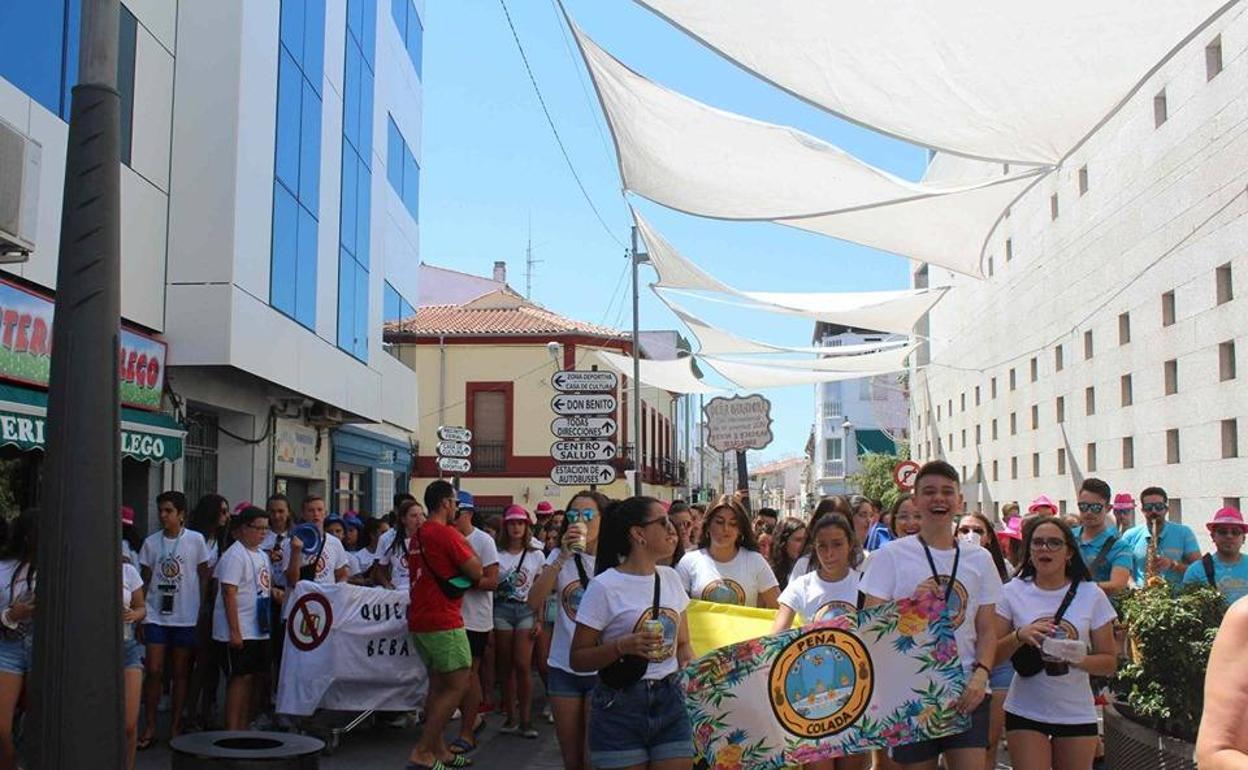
[686,599,799,658]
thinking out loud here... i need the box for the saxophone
[1145,518,1165,588]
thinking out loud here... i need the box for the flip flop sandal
[443,754,473,768]
[136,736,158,751]
[447,737,476,755]
[404,762,447,770]
[520,724,539,739]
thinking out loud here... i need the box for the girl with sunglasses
[527,491,610,770]
[958,512,1014,768]
[993,517,1117,770]
[570,497,694,770]
[676,495,779,609]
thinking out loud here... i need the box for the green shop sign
[0,385,183,463]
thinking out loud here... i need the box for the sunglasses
[565,508,596,524]
[1077,502,1105,514]
[638,516,672,529]
[957,526,986,536]
[1030,537,1067,552]
[1142,502,1168,513]
[1212,527,1245,538]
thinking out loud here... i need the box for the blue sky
[419,0,928,461]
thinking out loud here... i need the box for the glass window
[295,206,318,327]
[280,0,305,63]
[358,0,377,64]
[387,117,404,193]
[338,248,356,350]
[403,148,420,220]
[355,155,371,265]
[298,80,322,211]
[270,183,299,316]
[303,0,326,90]
[275,50,303,193]
[358,66,374,157]
[384,282,401,322]
[339,152,358,253]
[354,262,369,359]
[343,44,362,151]
[405,5,423,78]
[0,0,71,116]
[118,7,137,166]
[391,0,406,34]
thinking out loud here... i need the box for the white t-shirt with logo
[675,548,778,607]
[778,570,861,625]
[545,548,595,674]
[997,579,1117,724]
[787,553,814,586]
[260,530,292,587]
[138,529,212,627]
[860,535,1003,675]
[497,548,546,604]
[460,527,500,633]
[281,531,350,585]
[376,529,412,588]
[212,541,273,642]
[576,565,690,680]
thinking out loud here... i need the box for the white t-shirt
[997,579,1118,724]
[350,548,377,577]
[676,548,778,607]
[376,529,412,588]
[788,553,814,585]
[281,531,350,585]
[260,530,292,587]
[121,540,138,567]
[861,535,1003,675]
[122,563,143,606]
[460,528,500,633]
[576,565,690,680]
[497,548,546,603]
[212,541,273,642]
[138,528,212,627]
[0,560,34,612]
[544,548,595,673]
[778,570,861,625]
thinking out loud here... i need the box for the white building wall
[911,12,1248,549]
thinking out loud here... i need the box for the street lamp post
[31,0,126,767]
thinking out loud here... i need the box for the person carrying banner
[992,517,1118,770]
[861,461,1003,770]
[405,480,484,770]
[375,499,424,590]
[527,490,610,770]
[571,496,694,770]
[676,495,779,609]
[790,496,855,582]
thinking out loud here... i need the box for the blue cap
[456,490,475,510]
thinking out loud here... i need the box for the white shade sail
[594,350,723,394]
[702,357,905,389]
[633,0,1236,166]
[705,343,917,374]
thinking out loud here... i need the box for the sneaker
[520,723,538,739]
[541,705,553,724]
[250,713,275,731]
[383,713,409,729]
[498,720,519,735]
[478,700,495,715]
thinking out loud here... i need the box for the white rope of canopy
[570,23,1046,277]
[633,0,1238,166]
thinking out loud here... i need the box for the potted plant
[1106,583,1227,770]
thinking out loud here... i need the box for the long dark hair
[960,512,1010,582]
[807,513,861,575]
[1017,516,1090,583]
[769,517,807,589]
[799,495,852,564]
[595,496,661,575]
[122,522,143,559]
[697,495,759,552]
[189,494,228,548]
[388,499,422,557]
[0,509,37,598]
[888,493,914,537]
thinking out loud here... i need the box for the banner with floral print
[683,596,969,769]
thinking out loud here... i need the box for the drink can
[569,522,587,553]
[641,619,665,660]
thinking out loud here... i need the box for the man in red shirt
[406,480,483,770]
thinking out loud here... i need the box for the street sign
[893,460,920,490]
[437,457,471,474]
[551,463,617,486]
[703,394,774,453]
[436,441,471,458]
[551,370,619,393]
[550,394,617,416]
[550,416,618,439]
[437,426,472,443]
[550,440,618,463]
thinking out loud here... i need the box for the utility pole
[32,0,125,767]
[630,227,647,497]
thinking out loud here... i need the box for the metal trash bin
[170,731,324,769]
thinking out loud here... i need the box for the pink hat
[121,506,135,526]
[1028,495,1058,515]
[534,501,555,515]
[1206,507,1247,533]
[504,505,530,522]
[997,516,1024,541]
[1112,493,1136,511]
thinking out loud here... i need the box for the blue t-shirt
[1123,522,1200,586]
[1071,526,1131,583]
[1183,555,1248,604]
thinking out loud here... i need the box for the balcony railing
[474,441,506,473]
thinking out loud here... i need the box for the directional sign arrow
[437,457,471,473]
[551,370,619,393]
[550,416,618,439]
[550,464,617,486]
[550,394,617,416]
[437,426,472,443]
[550,440,618,463]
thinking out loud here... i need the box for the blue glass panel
[274,49,302,194]
[356,157,371,267]
[279,0,305,65]
[298,81,322,213]
[390,0,406,36]
[360,0,377,69]
[354,262,369,360]
[117,8,137,166]
[337,248,355,351]
[358,67,375,160]
[348,0,364,41]
[343,42,361,154]
[303,0,326,93]
[270,182,299,315]
[386,117,403,194]
[401,297,415,320]
[383,283,401,323]
[402,149,419,221]
[295,205,319,328]
[339,147,358,254]
[0,0,68,116]
[406,4,422,79]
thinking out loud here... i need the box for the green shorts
[411,628,471,674]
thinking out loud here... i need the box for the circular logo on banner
[632,607,681,660]
[159,557,182,580]
[288,592,334,652]
[916,576,970,629]
[812,601,858,624]
[700,578,747,605]
[769,627,873,738]
[560,580,585,621]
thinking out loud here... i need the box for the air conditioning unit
[0,118,40,263]
[307,402,344,427]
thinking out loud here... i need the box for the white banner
[277,582,428,716]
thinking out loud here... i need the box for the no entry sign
[893,460,920,490]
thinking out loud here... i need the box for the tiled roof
[386,293,626,339]
[750,456,808,476]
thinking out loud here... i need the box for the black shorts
[891,697,991,763]
[1005,711,1098,738]
[466,630,490,659]
[220,640,270,678]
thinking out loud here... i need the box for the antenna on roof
[525,213,544,299]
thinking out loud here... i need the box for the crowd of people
[0,461,1242,770]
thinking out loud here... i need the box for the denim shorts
[143,623,197,649]
[547,666,598,698]
[589,675,694,769]
[494,600,535,631]
[0,636,31,675]
[990,661,1015,691]
[123,637,144,670]
[891,696,991,763]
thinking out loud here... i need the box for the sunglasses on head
[1142,502,1168,513]
[1077,502,1105,514]
[565,508,596,523]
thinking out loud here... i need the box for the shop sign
[275,419,325,479]
[0,278,167,411]
[703,394,774,453]
[0,406,183,462]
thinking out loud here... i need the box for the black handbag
[599,572,661,690]
[1012,577,1080,677]
[415,526,474,600]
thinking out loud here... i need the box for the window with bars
[472,389,508,472]
[184,411,220,507]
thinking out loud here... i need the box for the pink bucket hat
[997,516,1024,542]
[1028,495,1058,515]
[504,504,530,522]
[1206,507,1247,533]
[1112,493,1136,511]
[534,501,555,515]
[121,506,135,526]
